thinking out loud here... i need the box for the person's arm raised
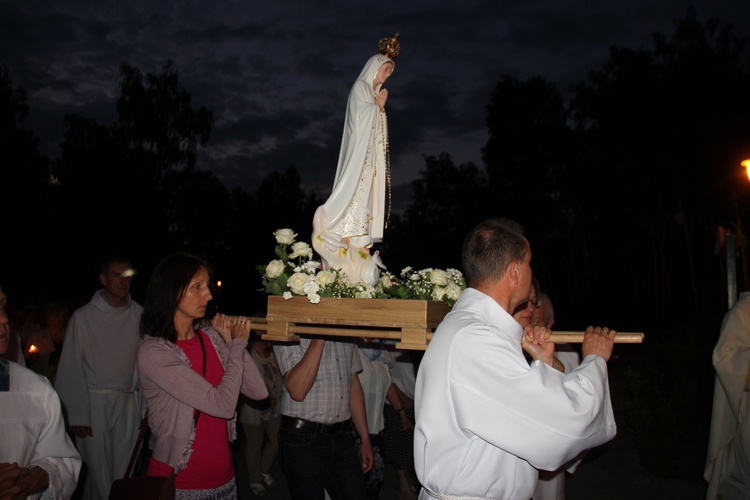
[282,339,325,402]
[521,324,556,367]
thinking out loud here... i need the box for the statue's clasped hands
[375,88,388,111]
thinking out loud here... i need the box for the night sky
[2,0,749,207]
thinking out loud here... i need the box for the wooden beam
[231,307,645,349]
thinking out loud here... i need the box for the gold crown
[378,33,400,59]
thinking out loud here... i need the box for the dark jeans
[278,425,367,500]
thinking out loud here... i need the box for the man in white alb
[55,255,143,499]
[0,283,81,499]
[705,292,750,498]
[414,218,617,500]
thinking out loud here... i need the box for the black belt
[281,415,353,434]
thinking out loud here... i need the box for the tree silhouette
[561,10,750,478]
[0,65,54,301]
[220,165,321,315]
[117,61,213,186]
[483,75,569,201]
[569,8,750,321]
[383,153,490,273]
[50,62,219,300]
[482,75,579,316]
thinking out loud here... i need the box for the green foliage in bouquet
[257,228,465,307]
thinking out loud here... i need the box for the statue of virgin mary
[312,34,400,286]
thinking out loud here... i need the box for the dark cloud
[3,0,748,201]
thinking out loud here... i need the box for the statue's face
[374,62,394,86]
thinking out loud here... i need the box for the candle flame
[28,344,37,353]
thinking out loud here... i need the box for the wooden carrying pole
[548,332,644,344]
[245,315,644,345]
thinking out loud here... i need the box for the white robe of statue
[312,53,393,286]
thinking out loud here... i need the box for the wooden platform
[255,296,450,350]
[244,296,644,350]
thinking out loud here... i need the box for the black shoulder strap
[193,331,207,425]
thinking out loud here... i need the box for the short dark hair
[462,218,527,288]
[140,253,212,342]
[531,277,540,297]
[99,255,132,276]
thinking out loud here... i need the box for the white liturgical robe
[415,288,616,500]
[1,360,81,499]
[704,291,750,499]
[55,290,143,500]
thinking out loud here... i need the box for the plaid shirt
[274,338,362,424]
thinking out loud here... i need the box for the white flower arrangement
[257,228,466,306]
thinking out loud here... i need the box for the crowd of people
[0,223,594,500]
[0,249,428,500]
[1,253,273,500]
[0,217,616,500]
[7,215,743,500]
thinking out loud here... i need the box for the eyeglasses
[526,298,541,309]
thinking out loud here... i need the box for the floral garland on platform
[257,228,465,307]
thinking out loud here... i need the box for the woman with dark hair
[137,253,268,499]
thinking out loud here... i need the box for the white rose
[288,272,311,295]
[355,289,373,298]
[308,293,321,304]
[290,241,313,259]
[315,270,336,287]
[283,291,293,300]
[446,282,462,301]
[266,259,285,279]
[379,274,393,288]
[429,269,449,286]
[432,286,447,301]
[274,228,297,245]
